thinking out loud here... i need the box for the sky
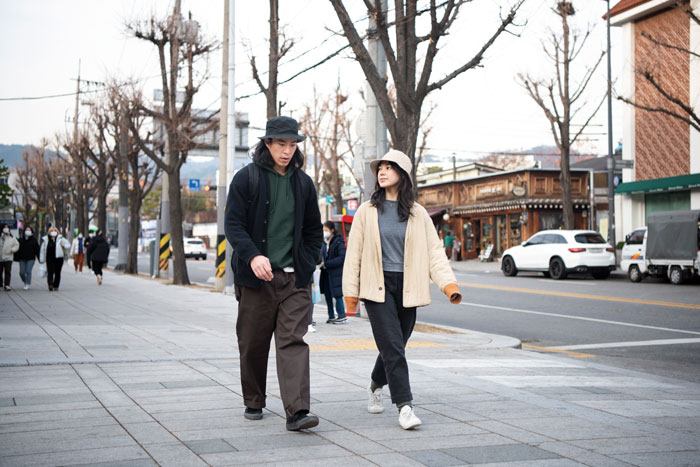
[0,0,624,163]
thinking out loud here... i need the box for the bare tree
[248,0,295,119]
[300,85,359,215]
[517,1,605,229]
[61,131,93,235]
[617,0,699,132]
[329,0,524,183]
[88,103,118,234]
[127,5,218,285]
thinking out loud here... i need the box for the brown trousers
[73,253,84,272]
[236,270,312,417]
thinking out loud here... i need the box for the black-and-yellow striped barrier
[159,233,170,271]
[215,235,226,278]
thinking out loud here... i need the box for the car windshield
[574,233,606,244]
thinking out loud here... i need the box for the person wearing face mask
[39,226,71,291]
[15,225,40,290]
[70,232,86,273]
[84,231,95,270]
[319,221,347,324]
[0,223,20,291]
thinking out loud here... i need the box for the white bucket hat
[369,149,413,186]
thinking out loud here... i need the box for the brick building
[610,0,700,239]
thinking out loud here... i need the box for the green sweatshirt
[262,166,296,269]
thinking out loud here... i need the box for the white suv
[501,230,616,280]
[183,238,207,260]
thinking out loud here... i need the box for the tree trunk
[126,189,141,274]
[167,169,190,285]
[267,0,279,119]
[96,164,108,234]
[560,144,574,229]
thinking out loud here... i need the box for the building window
[463,221,474,252]
[509,214,521,246]
[535,177,546,194]
[539,212,563,230]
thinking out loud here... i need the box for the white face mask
[2,228,8,234]
[25,231,32,236]
[323,231,331,240]
[50,231,58,237]
[78,234,83,239]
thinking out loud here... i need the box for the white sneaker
[23,284,29,290]
[398,405,421,430]
[307,324,317,333]
[367,385,384,414]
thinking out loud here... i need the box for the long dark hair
[252,139,305,170]
[370,161,414,222]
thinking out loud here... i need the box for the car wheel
[592,270,610,280]
[501,256,517,277]
[628,265,643,283]
[201,255,207,260]
[549,257,567,280]
[669,266,684,285]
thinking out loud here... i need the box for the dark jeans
[364,271,417,405]
[47,258,64,289]
[1,261,12,287]
[92,261,105,276]
[323,275,345,319]
[236,270,312,417]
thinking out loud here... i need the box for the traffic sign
[189,179,200,192]
[348,199,358,210]
[615,159,634,170]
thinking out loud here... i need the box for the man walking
[225,116,323,431]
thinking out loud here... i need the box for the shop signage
[476,183,504,199]
[512,185,526,197]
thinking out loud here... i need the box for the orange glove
[344,297,359,314]
[444,284,462,304]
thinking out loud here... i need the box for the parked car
[501,230,616,280]
[183,237,207,260]
[621,210,700,285]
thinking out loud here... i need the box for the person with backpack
[225,116,323,432]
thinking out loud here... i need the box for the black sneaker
[286,410,319,431]
[244,408,263,420]
[332,317,348,324]
[326,318,334,324]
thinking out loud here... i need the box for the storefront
[418,168,592,260]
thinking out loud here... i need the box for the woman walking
[87,230,110,285]
[0,224,20,290]
[16,225,40,290]
[39,227,70,291]
[343,150,462,430]
[320,221,347,324]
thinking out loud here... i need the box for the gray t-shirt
[378,200,407,272]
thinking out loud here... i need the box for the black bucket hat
[258,116,306,142]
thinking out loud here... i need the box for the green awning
[615,172,700,194]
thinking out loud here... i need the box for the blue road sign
[189,179,200,192]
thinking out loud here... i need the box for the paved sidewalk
[1,268,699,466]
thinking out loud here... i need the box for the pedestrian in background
[84,231,95,269]
[320,220,347,324]
[225,116,323,432]
[16,225,40,290]
[39,226,70,291]
[444,230,455,259]
[343,150,462,430]
[0,224,20,290]
[70,232,86,273]
[87,230,110,285]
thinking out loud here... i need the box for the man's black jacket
[225,162,323,289]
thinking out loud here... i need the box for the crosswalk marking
[553,337,700,350]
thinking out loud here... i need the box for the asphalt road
[107,249,700,384]
[418,264,700,384]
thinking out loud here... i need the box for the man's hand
[250,255,273,281]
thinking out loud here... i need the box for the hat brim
[259,133,307,142]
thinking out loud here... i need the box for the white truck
[620,210,700,285]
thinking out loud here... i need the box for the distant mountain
[0,145,27,168]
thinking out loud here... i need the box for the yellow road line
[458,282,700,310]
[522,343,595,358]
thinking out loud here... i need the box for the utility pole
[215,0,233,292]
[362,0,388,200]
[225,0,236,290]
[605,0,616,249]
[114,108,129,271]
[156,0,181,278]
